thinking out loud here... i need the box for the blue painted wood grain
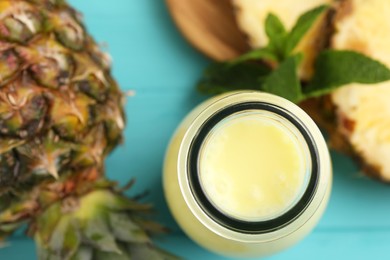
[2,1,390,259]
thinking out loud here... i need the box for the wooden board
[166,0,249,60]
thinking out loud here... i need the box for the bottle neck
[187,102,320,234]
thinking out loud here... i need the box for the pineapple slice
[331,0,390,180]
[233,0,332,79]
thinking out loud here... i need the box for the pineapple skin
[0,0,125,189]
[330,0,390,181]
[232,0,333,80]
[0,1,177,259]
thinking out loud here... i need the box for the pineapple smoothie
[164,91,332,257]
[199,112,308,222]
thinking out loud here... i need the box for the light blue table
[2,1,390,259]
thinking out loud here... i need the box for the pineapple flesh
[0,0,176,259]
[233,0,390,181]
[232,0,332,79]
[331,0,390,181]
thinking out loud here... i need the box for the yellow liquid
[199,112,308,221]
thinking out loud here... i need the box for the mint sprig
[231,5,328,64]
[197,5,390,103]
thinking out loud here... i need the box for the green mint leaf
[265,13,287,59]
[197,62,271,94]
[263,54,303,102]
[305,50,390,97]
[284,5,328,56]
[230,47,277,65]
[265,13,287,43]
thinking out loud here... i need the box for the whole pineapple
[0,0,176,259]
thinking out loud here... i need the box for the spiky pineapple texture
[0,0,176,259]
[0,0,124,187]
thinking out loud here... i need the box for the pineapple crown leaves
[198,5,390,103]
[33,189,179,260]
[0,176,179,260]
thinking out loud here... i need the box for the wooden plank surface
[165,0,249,60]
[2,0,390,259]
